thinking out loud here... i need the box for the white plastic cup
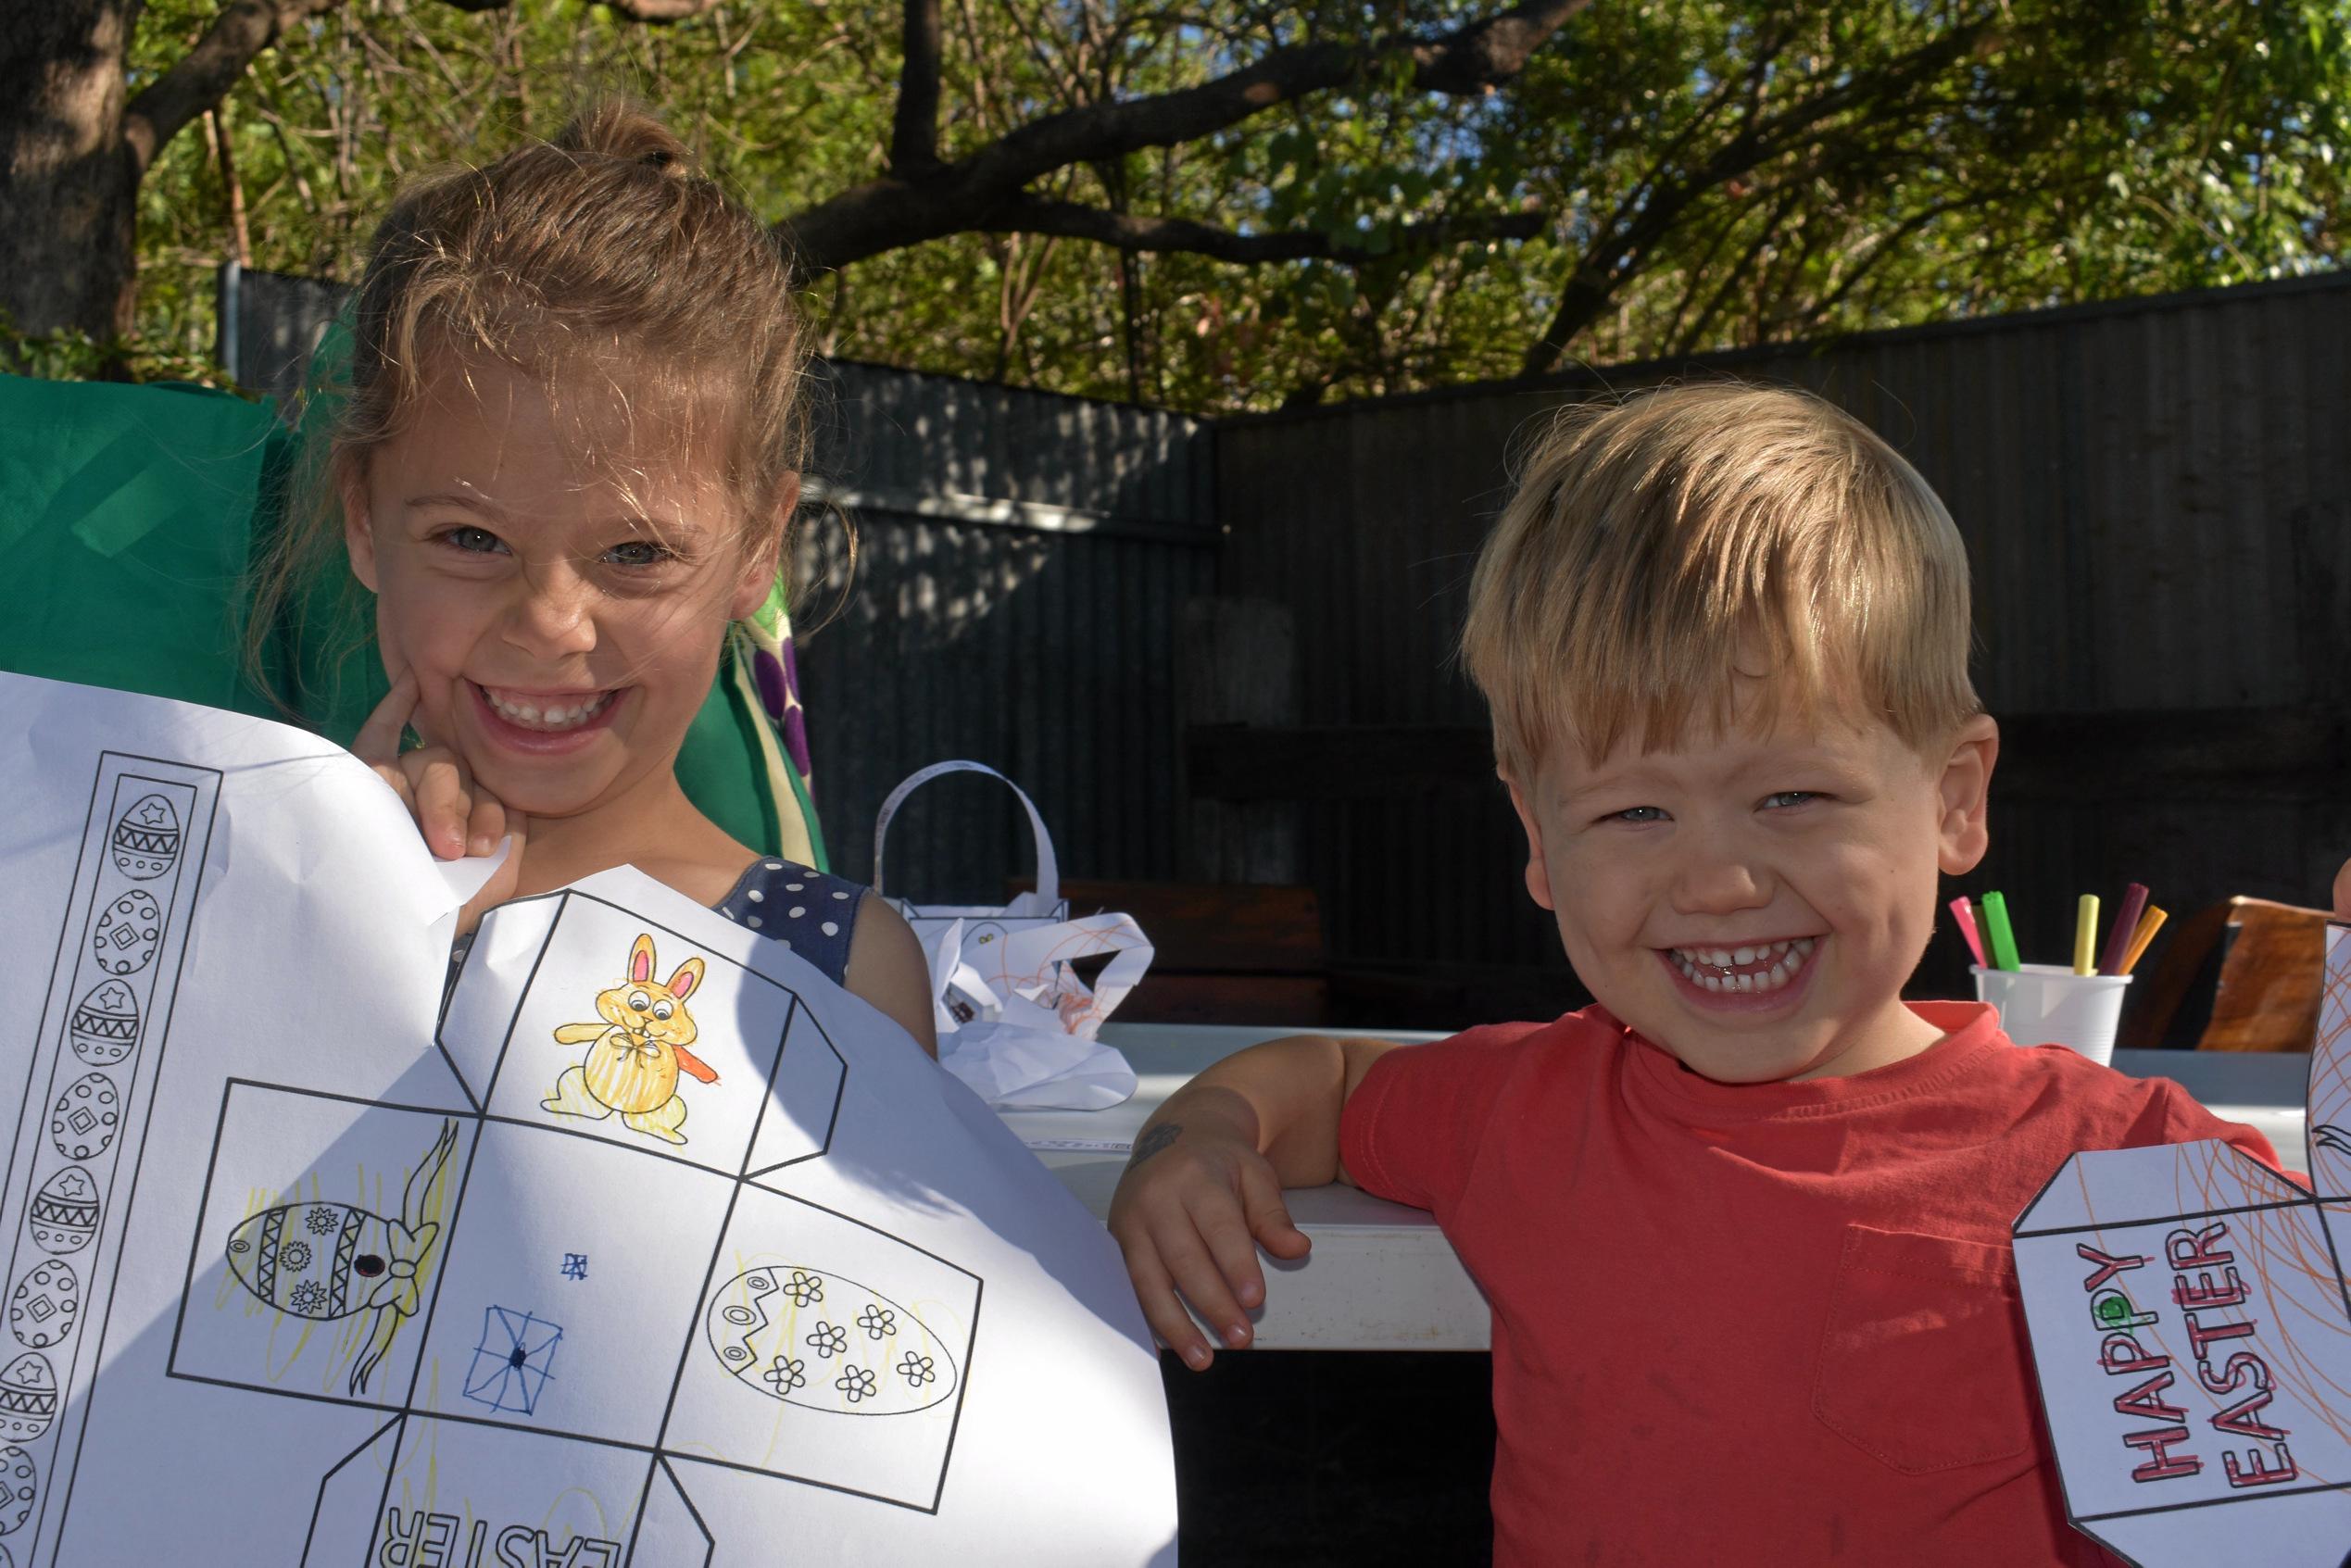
[1973,963,2132,1066]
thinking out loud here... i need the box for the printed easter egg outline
[90,890,162,978]
[703,1262,961,1417]
[7,1261,79,1352]
[47,1074,120,1163]
[28,1167,100,1256]
[67,978,141,1067]
[108,791,182,880]
[0,1355,57,1446]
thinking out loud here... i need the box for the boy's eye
[1763,791,1820,809]
[1607,806,1667,825]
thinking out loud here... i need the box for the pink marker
[1949,896,1988,969]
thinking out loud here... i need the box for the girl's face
[344,356,779,824]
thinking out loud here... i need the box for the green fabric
[0,369,811,861]
[0,374,291,717]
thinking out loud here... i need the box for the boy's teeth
[1670,936,1817,995]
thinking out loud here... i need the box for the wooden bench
[1012,878,1329,1026]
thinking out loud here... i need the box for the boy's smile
[1507,690,1997,1084]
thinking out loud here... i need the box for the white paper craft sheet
[0,673,1176,1565]
[2013,923,2351,1567]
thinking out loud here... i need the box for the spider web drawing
[461,1306,562,1416]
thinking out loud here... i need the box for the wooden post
[1177,596,1299,883]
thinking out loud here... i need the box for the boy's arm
[1107,1035,1399,1370]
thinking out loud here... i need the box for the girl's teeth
[485,688,611,731]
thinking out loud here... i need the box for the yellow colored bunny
[544,934,717,1146]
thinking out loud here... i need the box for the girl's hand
[2335,857,2351,922]
[353,671,528,934]
[1106,1096,1310,1371]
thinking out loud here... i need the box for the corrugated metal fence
[1212,272,2351,1017]
[226,269,1217,903]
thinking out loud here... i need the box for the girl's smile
[343,356,775,827]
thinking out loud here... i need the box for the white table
[999,1027,2315,1351]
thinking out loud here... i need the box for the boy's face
[1507,690,1997,1083]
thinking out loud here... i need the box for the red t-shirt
[1338,1001,2283,1568]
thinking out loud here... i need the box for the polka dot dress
[712,859,866,986]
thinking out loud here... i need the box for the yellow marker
[2074,894,2100,976]
[2119,906,2169,976]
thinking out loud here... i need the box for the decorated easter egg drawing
[0,1355,56,1445]
[8,1261,78,1351]
[48,1075,119,1162]
[90,890,161,978]
[0,1445,32,1535]
[704,1264,959,1416]
[108,793,181,879]
[28,1168,99,1256]
[68,979,140,1067]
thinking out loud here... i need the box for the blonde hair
[1460,382,1980,782]
[249,99,818,698]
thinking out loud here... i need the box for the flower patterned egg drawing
[704,1265,958,1416]
[68,978,140,1067]
[0,1355,56,1445]
[28,1167,99,1255]
[90,890,161,978]
[0,1445,32,1536]
[48,1074,119,1162]
[8,1261,78,1351]
[109,792,182,880]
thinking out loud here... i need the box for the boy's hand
[1107,1091,1313,1371]
[2335,857,2351,922]
[354,671,528,934]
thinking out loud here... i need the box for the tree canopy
[35,0,2351,408]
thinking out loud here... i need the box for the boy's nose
[1670,845,1772,916]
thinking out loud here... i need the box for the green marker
[1981,891,2021,972]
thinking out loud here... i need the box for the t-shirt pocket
[1811,1223,2043,1475]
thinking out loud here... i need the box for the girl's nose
[502,565,599,658]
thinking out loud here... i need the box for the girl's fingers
[408,751,472,860]
[351,671,420,765]
[367,763,417,816]
[457,810,529,938]
[1238,1160,1312,1263]
[465,792,508,860]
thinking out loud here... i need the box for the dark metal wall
[1213,273,2351,1020]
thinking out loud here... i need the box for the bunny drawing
[543,933,718,1146]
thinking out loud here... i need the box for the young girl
[258,101,935,1053]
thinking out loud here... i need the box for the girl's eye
[1608,806,1667,825]
[1763,791,1820,810]
[604,540,675,569]
[441,525,506,555]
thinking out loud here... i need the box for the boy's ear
[727,474,800,622]
[1502,771,1558,912]
[1934,714,2000,876]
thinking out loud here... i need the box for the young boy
[1108,383,2281,1566]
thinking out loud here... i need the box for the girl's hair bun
[555,98,695,178]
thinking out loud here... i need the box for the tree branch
[987,196,1547,265]
[122,0,343,173]
[892,0,944,172]
[783,0,1591,273]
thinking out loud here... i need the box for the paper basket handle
[872,760,1059,905]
